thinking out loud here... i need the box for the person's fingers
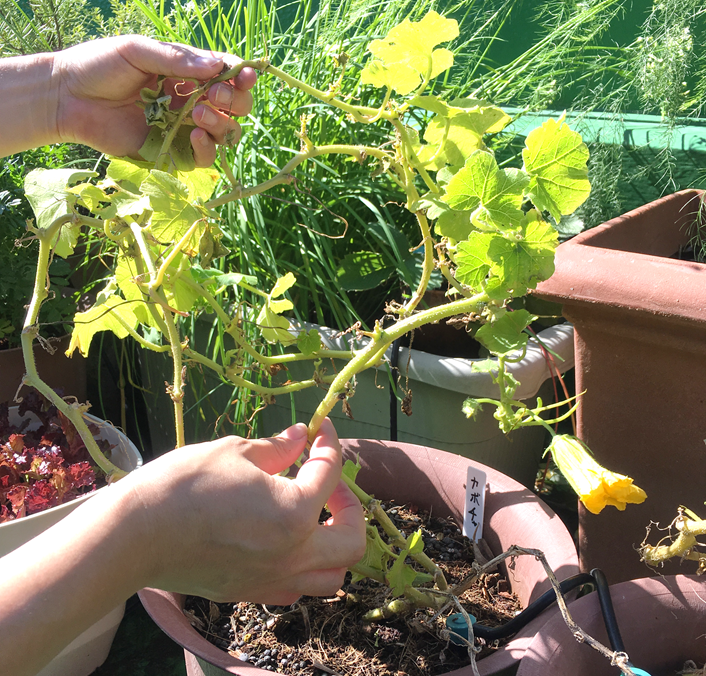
[207,82,254,116]
[307,480,366,570]
[241,423,309,475]
[192,104,241,145]
[190,127,217,167]
[294,418,342,504]
[288,567,350,598]
[117,35,224,80]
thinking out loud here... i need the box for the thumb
[119,35,225,81]
[295,418,342,503]
[243,423,309,476]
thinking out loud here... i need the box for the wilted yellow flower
[548,435,647,514]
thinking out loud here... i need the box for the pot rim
[140,439,579,676]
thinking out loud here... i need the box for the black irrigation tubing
[472,573,594,640]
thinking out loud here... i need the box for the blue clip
[445,613,477,645]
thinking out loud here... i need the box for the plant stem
[21,216,125,478]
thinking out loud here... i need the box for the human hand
[129,419,366,604]
[51,35,257,166]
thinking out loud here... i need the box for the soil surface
[185,502,521,676]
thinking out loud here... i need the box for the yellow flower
[548,435,647,515]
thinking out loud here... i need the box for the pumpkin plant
[17,12,645,618]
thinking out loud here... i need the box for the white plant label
[463,466,487,541]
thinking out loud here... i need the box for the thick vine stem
[206,143,394,210]
[308,291,490,439]
[641,513,706,568]
[21,216,126,479]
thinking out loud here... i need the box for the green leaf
[24,168,97,257]
[337,251,395,291]
[475,309,536,356]
[138,124,197,172]
[114,253,159,328]
[407,529,424,555]
[455,232,493,290]
[67,294,140,358]
[297,328,322,356]
[342,458,361,484]
[190,266,258,288]
[410,98,510,170]
[443,151,529,229]
[353,526,390,583]
[387,548,418,597]
[435,208,472,240]
[522,115,591,222]
[361,11,459,95]
[141,170,206,254]
[470,359,499,374]
[106,157,152,192]
[486,214,558,293]
[257,304,294,345]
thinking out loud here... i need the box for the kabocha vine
[18,12,645,618]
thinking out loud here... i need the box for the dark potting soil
[185,503,521,676]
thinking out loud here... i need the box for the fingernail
[199,107,217,127]
[214,84,233,107]
[194,128,210,147]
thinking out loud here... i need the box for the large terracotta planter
[534,189,706,584]
[140,439,579,676]
[517,575,706,675]
[0,408,143,676]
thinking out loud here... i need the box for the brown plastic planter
[534,189,706,584]
[517,575,706,675]
[140,439,579,676]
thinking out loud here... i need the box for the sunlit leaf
[522,115,590,222]
[443,151,529,229]
[455,232,493,290]
[361,11,459,95]
[67,294,140,357]
[270,272,297,298]
[486,214,558,293]
[435,208,472,240]
[256,304,294,345]
[387,547,418,597]
[141,170,206,254]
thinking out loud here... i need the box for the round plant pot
[140,439,579,676]
[0,407,143,676]
[517,575,706,675]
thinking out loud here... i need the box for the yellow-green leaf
[270,272,297,298]
[522,115,590,222]
[24,168,97,257]
[361,11,459,95]
[443,151,529,228]
[256,305,295,345]
[67,294,140,357]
